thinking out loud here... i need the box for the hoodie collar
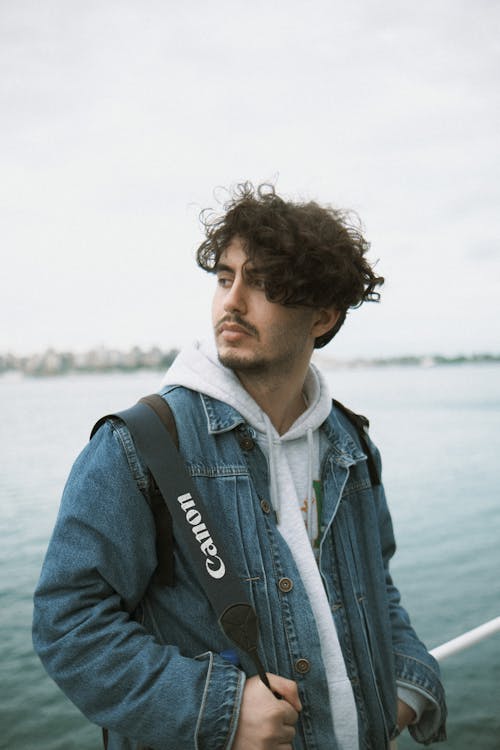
[162,340,368,470]
[162,340,333,440]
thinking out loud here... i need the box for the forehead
[217,236,252,270]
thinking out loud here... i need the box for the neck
[236,365,309,435]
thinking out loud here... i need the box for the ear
[311,307,340,339]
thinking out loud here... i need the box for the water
[1,365,499,749]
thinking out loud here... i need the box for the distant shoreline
[1,347,499,378]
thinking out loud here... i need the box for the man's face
[212,236,319,376]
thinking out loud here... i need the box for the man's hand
[233,673,302,750]
[397,698,416,732]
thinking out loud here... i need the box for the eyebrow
[214,262,234,274]
[214,260,261,276]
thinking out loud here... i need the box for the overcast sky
[1,0,499,359]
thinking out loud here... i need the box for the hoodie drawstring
[306,428,315,539]
[263,413,281,524]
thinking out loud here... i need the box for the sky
[1,0,499,360]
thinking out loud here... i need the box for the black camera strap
[92,394,272,691]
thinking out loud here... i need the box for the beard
[217,349,271,374]
[216,336,305,379]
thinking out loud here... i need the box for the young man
[33,184,446,749]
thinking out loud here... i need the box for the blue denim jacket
[33,386,446,749]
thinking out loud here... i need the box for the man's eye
[252,278,266,290]
[217,276,232,287]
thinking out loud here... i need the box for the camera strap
[92,394,271,690]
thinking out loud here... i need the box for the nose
[223,277,247,315]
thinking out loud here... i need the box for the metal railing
[430,615,500,662]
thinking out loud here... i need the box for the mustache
[215,314,259,337]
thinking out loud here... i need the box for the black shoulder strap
[91,395,178,586]
[331,398,381,486]
[139,394,179,447]
[92,394,273,692]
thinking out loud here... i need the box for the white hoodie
[162,341,359,750]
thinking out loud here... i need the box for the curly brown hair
[196,182,384,347]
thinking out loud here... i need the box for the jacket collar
[201,393,247,434]
[201,392,367,468]
[322,408,367,468]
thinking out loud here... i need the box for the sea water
[1,364,499,749]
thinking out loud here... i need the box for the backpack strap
[91,394,177,586]
[137,396,177,586]
[139,394,179,447]
[331,398,381,486]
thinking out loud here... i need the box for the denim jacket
[33,386,446,749]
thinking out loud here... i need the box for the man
[33,183,446,749]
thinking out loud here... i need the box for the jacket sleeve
[368,436,448,745]
[32,420,245,750]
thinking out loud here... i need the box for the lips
[219,323,251,335]
[218,324,252,344]
[216,316,257,337]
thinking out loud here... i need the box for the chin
[217,348,266,374]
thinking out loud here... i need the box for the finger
[266,673,302,713]
[279,724,296,742]
[280,702,299,726]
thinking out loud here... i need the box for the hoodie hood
[161,339,332,440]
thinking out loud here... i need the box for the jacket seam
[194,651,213,750]
[224,669,245,750]
[108,417,150,493]
[393,650,442,681]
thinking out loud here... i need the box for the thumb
[266,673,302,713]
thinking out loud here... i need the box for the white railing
[390,616,500,749]
[430,615,500,662]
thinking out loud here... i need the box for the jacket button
[260,499,271,514]
[240,436,255,451]
[278,577,293,593]
[294,658,310,674]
